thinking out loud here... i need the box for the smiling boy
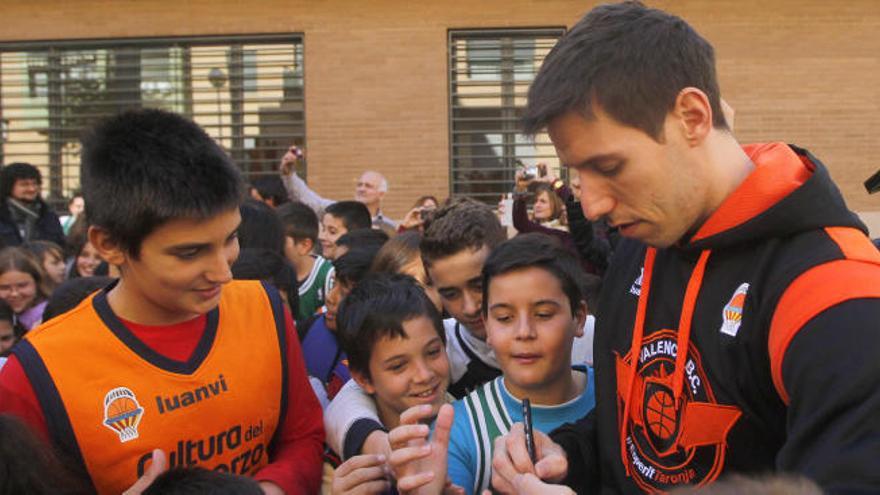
[0,109,323,495]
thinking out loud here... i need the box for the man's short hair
[337,273,445,380]
[80,109,244,256]
[276,201,319,244]
[523,1,728,140]
[482,233,590,315]
[325,201,372,231]
[420,197,506,267]
[362,171,388,193]
[0,162,41,203]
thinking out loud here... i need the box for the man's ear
[572,300,588,338]
[350,369,376,395]
[88,226,126,266]
[673,87,713,147]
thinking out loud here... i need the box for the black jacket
[552,143,880,494]
[0,200,65,248]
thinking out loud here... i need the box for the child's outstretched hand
[487,423,569,494]
[388,403,457,495]
[331,454,392,495]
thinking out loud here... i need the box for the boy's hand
[489,424,568,494]
[260,481,286,495]
[480,473,575,495]
[331,454,392,495]
[122,449,167,495]
[400,207,427,231]
[388,403,454,495]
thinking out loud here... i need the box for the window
[448,28,564,203]
[0,34,305,207]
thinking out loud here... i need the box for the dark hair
[481,233,587,316]
[333,244,384,288]
[276,201,319,244]
[231,248,299,311]
[420,197,506,267]
[0,247,48,306]
[42,277,114,322]
[0,163,42,205]
[335,228,389,251]
[0,414,88,495]
[371,231,421,274]
[324,201,372,232]
[80,109,244,257]
[237,199,285,254]
[251,175,289,207]
[142,467,263,495]
[523,1,728,140]
[337,273,445,379]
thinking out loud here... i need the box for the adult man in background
[0,163,65,248]
[279,146,397,235]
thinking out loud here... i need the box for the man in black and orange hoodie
[463,3,880,495]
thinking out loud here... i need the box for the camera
[865,169,880,194]
[420,207,436,222]
[522,166,539,180]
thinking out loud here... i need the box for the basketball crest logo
[720,283,749,337]
[616,330,742,493]
[102,387,145,443]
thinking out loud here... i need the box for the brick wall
[2,0,878,234]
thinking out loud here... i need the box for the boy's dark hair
[251,175,289,207]
[232,248,299,311]
[42,277,114,322]
[481,233,589,316]
[333,243,384,288]
[80,109,244,257]
[421,197,506,267]
[276,201,319,244]
[0,414,88,495]
[238,199,285,254]
[523,1,728,140]
[335,228,389,251]
[141,467,263,495]
[324,201,371,231]
[337,273,445,379]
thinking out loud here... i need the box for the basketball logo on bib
[102,387,145,443]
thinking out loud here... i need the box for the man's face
[485,266,584,400]
[11,178,40,202]
[110,208,241,325]
[355,172,384,208]
[358,315,450,427]
[319,213,347,260]
[427,245,490,340]
[548,108,710,248]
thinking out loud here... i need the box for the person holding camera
[398,195,440,234]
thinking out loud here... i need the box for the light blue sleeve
[447,400,478,495]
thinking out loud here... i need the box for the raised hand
[388,403,454,495]
[122,449,167,495]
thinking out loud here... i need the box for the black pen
[522,398,536,464]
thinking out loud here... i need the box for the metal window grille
[448,28,564,203]
[0,34,304,209]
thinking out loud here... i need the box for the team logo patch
[720,283,749,337]
[617,330,742,493]
[102,387,145,443]
[630,267,644,296]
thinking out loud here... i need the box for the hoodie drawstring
[620,248,712,476]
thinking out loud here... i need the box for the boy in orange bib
[0,109,324,495]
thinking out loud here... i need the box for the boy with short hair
[0,109,323,495]
[276,201,334,325]
[330,273,450,493]
[319,201,371,260]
